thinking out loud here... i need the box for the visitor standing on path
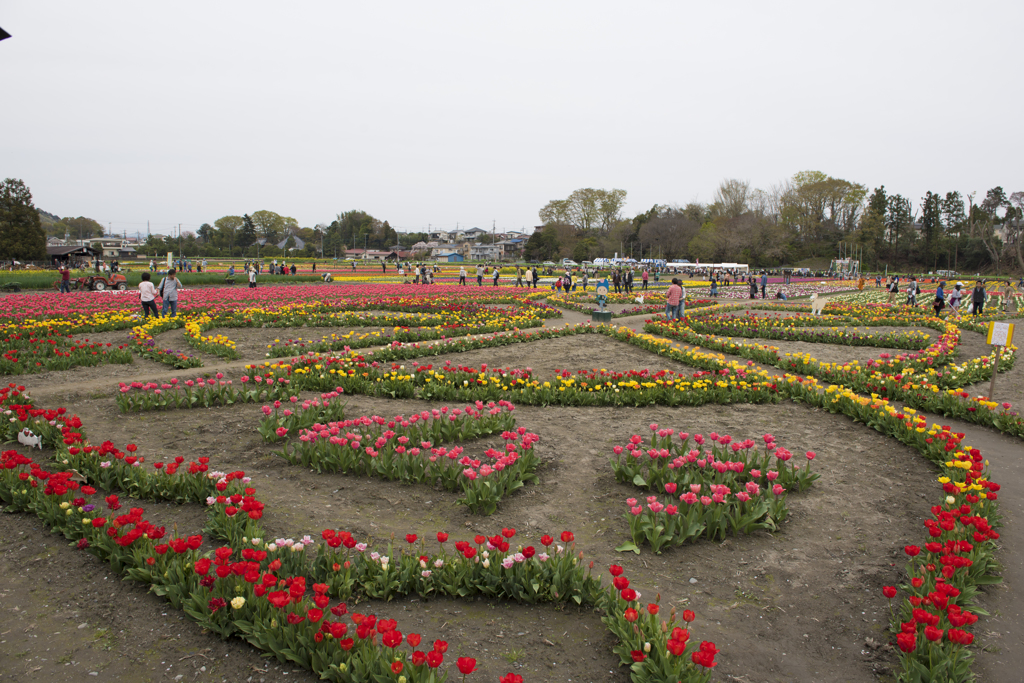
[971,281,986,317]
[248,267,257,289]
[665,278,682,319]
[59,264,71,293]
[459,266,467,285]
[476,264,484,286]
[760,271,768,299]
[492,266,500,287]
[515,267,523,287]
[139,272,159,318]
[641,269,648,290]
[157,269,183,318]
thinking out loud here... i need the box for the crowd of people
[883,275,1020,318]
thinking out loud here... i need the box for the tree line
[527,174,1024,273]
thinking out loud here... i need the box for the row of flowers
[269,400,531,515]
[0,328,132,375]
[778,376,1001,679]
[116,373,299,412]
[644,308,1022,439]
[611,427,816,553]
[0,386,721,682]
[683,311,933,350]
[0,284,563,326]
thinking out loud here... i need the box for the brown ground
[2,311,1022,683]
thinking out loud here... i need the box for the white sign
[988,322,1012,346]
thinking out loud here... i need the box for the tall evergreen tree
[238,214,257,249]
[920,192,942,269]
[0,178,46,261]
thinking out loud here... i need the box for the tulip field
[0,280,1022,683]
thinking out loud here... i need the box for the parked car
[561,259,579,266]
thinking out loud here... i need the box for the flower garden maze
[0,283,1020,682]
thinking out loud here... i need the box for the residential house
[276,236,306,251]
[434,252,464,263]
[469,244,503,261]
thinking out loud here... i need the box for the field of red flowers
[0,283,1021,683]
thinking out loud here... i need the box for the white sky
[2,1,1021,237]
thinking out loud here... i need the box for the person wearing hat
[948,282,964,318]
[932,281,946,317]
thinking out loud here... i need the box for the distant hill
[38,209,61,226]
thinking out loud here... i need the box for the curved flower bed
[0,386,722,683]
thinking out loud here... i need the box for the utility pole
[178,223,181,256]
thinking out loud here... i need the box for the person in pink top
[641,269,649,290]
[665,278,682,319]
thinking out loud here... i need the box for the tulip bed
[611,427,818,554]
[0,386,723,682]
[265,400,536,515]
[2,282,1020,681]
[0,327,133,374]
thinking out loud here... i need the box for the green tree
[523,226,561,260]
[214,215,244,254]
[919,191,942,269]
[197,223,214,244]
[0,178,46,261]
[855,185,887,266]
[250,210,297,245]
[885,194,912,259]
[941,192,965,270]
[238,214,257,249]
[686,222,718,263]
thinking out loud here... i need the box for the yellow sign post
[986,322,1015,400]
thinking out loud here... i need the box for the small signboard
[985,321,1014,401]
[986,322,1014,347]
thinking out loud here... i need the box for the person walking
[312,262,317,273]
[581,271,588,292]
[139,272,160,318]
[710,276,718,298]
[906,278,919,307]
[971,281,986,317]
[248,266,257,289]
[459,265,467,286]
[641,269,649,291]
[515,266,523,288]
[749,277,758,299]
[476,264,484,286]
[157,269,183,317]
[933,281,946,318]
[665,278,682,320]
[612,269,621,294]
[887,277,899,304]
[625,269,634,294]
[760,271,768,299]
[677,280,687,319]
[290,264,296,275]
[563,271,572,293]
[492,266,500,287]
[948,282,963,318]
[525,267,533,288]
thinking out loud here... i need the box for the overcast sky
[3,1,1021,237]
